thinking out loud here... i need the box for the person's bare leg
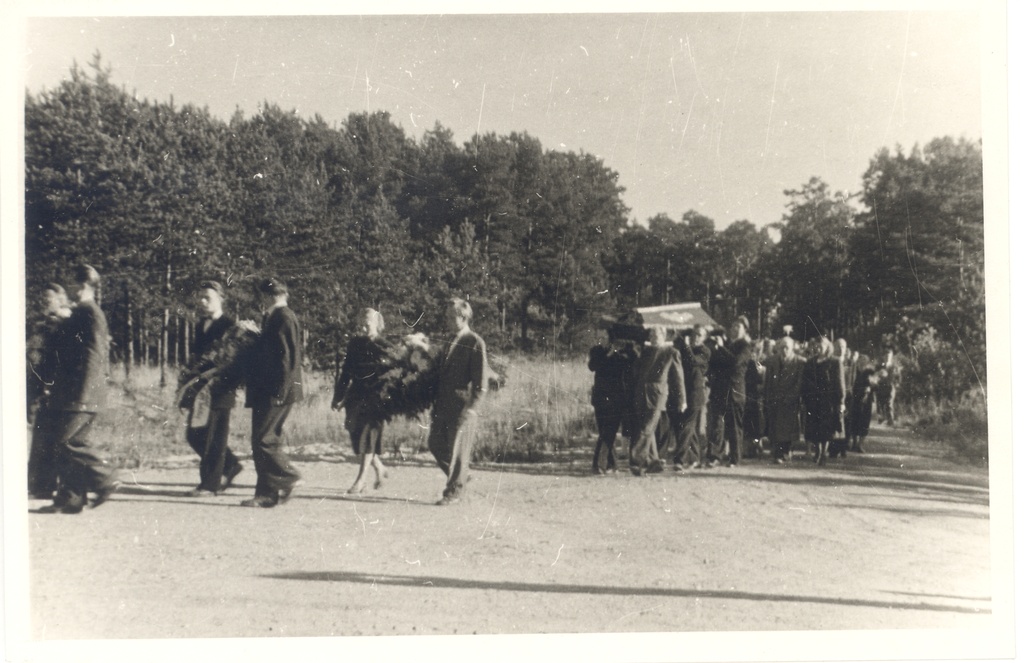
[349,453,371,493]
[372,454,388,489]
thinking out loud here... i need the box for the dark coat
[743,357,766,438]
[588,343,637,410]
[802,356,844,443]
[764,353,805,443]
[245,305,304,408]
[675,339,710,410]
[332,335,390,420]
[189,315,238,409]
[433,329,487,421]
[28,316,68,412]
[848,366,877,437]
[632,344,685,414]
[48,300,108,413]
[708,337,753,408]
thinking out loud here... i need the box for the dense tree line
[26,55,985,397]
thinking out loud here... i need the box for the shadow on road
[260,570,990,616]
[677,469,988,505]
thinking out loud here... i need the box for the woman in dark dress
[847,355,877,453]
[801,336,845,466]
[332,308,391,494]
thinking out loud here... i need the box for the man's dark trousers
[53,412,116,507]
[186,407,241,492]
[725,397,745,465]
[251,404,301,499]
[673,404,705,466]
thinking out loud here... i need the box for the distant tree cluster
[26,55,985,397]
[614,139,986,393]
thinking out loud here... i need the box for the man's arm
[467,333,488,408]
[668,349,686,412]
[270,310,300,404]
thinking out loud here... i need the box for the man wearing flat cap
[242,277,303,508]
[707,315,753,467]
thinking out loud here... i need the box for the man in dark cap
[707,315,753,467]
[242,277,303,508]
[39,264,120,513]
[178,280,245,496]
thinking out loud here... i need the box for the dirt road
[23,425,992,648]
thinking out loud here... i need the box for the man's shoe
[279,479,304,504]
[35,504,62,514]
[436,494,461,506]
[241,495,278,508]
[91,480,121,508]
[648,461,665,474]
[61,503,85,514]
[185,487,217,498]
[673,463,686,472]
[221,464,243,490]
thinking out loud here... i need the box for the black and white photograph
[2,1,1015,661]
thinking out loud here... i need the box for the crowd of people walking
[28,264,902,514]
[27,267,488,512]
[587,316,900,476]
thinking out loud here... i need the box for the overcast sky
[22,10,983,229]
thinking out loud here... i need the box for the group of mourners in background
[28,267,488,512]
[587,316,901,477]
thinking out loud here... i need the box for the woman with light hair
[332,308,391,493]
[800,336,845,466]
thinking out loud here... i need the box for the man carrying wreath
[178,280,245,497]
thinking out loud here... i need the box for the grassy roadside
[84,356,596,469]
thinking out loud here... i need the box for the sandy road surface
[25,426,991,642]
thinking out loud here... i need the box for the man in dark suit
[242,277,303,508]
[707,315,753,467]
[40,264,120,514]
[180,281,244,496]
[672,324,711,470]
[587,333,638,475]
[629,326,685,476]
[428,298,488,505]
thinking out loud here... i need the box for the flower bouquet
[176,319,260,411]
[375,333,441,422]
[341,332,508,424]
